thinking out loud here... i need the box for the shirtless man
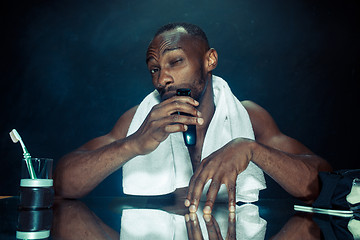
[54,22,332,214]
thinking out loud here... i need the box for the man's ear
[205,48,218,72]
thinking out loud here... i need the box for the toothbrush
[9,129,37,179]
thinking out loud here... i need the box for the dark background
[1,0,359,197]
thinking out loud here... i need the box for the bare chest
[187,136,204,172]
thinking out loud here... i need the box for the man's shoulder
[110,105,139,139]
[118,105,139,126]
[124,105,139,118]
[241,100,273,123]
[241,100,261,113]
[240,100,279,139]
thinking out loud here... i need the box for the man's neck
[198,74,215,132]
[194,74,215,146]
[187,75,214,170]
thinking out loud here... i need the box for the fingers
[186,172,238,215]
[186,170,208,213]
[162,114,204,133]
[151,96,204,134]
[185,160,218,214]
[184,133,245,215]
[185,168,199,209]
[159,96,202,117]
[203,178,221,214]
[227,177,237,213]
[204,171,237,214]
[135,96,204,154]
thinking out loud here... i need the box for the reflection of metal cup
[19,158,54,209]
[16,208,53,239]
[19,184,54,209]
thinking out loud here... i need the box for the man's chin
[161,91,177,101]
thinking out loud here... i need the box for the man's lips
[159,85,193,101]
[161,90,177,101]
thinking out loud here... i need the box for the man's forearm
[54,137,137,198]
[251,142,331,202]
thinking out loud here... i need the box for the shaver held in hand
[176,88,196,146]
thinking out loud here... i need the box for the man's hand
[129,96,204,155]
[185,138,256,214]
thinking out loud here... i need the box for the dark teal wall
[1,0,359,196]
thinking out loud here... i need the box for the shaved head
[153,22,210,51]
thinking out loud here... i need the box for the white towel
[123,75,266,202]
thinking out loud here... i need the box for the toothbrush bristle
[9,130,19,143]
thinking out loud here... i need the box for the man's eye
[170,58,183,66]
[150,68,159,74]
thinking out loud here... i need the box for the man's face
[146,28,208,102]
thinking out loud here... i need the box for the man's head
[154,22,210,51]
[146,22,218,102]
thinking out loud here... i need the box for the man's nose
[158,69,174,87]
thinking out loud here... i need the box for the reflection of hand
[185,213,204,240]
[185,138,255,214]
[130,96,203,155]
[185,213,236,240]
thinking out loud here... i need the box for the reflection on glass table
[51,197,319,240]
[120,204,265,240]
[0,196,358,239]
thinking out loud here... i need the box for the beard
[158,67,207,102]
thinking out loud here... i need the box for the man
[54,22,332,214]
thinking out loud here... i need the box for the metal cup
[19,158,54,209]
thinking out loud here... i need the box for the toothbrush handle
[24,155,37,179]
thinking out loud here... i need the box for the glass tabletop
[0,195,357,239]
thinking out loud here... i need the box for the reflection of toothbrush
[9,129,37,179]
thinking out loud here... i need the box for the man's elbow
[296,161,333,204]
[53,173,88,199]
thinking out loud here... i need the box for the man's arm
[54,95,204,198]
[185,100,332,214]
[243,101,332,200]
[53,106,139,198]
